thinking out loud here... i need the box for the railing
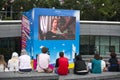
[0,11,22,20]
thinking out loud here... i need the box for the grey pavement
[59,72,120,80]
[0,71,120,80]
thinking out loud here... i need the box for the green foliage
[0,0,120,21]
[3,17,13,20]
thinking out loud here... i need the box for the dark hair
[59,52,64,57]
[41,47,48,53]
[51,18,58,24]
[75,54,82,61]
[94,53,100,60]
[100,57,103,60]
[110,52,116,58]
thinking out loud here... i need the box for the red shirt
[58,57,69,75]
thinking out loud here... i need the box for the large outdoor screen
[22,8,80,64]
[39,16,76,40]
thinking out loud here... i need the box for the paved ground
[0,71,120,80]
[0,71,59,80]
[59,72,120,80]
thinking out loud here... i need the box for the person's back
[19,49,32,72]
[8,52,19,72]
[92,58,101,73]
[57,52,68,75]
[8,59,19,71]
[91,54,102,73]
[100,57,107,72]
[0,64,4,72]
[19,55,31,69]
[0,55,7,72]
[55,58,59,68]
[38,53,49,69]
[74,54,88,75]
[108,52,119,71]
[87,58,92,72]
[37,47,53,73]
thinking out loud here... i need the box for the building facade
[0,20,21,61]
[80,21,120,55]
[0,20,120,61]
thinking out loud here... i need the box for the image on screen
[38,16,76,40]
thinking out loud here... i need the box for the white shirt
[38,53,50,69]
[8,58,19,71]
[87,62,92,70]
[0,64,4,72]
[19,55,32,69]
[101,60,106,71]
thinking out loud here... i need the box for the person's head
[51,18,58,30]
[94,53,100,60]
[0,55,5,64]
[21,49,27,55]
[110,52,116,58]
[41,47,49,53]
[89,58,92,62]
[75,54,82,61]
[59,52,64,57]
[12,52,18,58]
[100,56,103,60]
[0,55,4,61]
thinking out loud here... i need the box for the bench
[1,71,120,80]
[59,72,120,80]
[0,71,59,80]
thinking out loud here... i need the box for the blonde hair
[12,52,18,58]
[10,52,19,61]
[21,49,27,55]
[0,55,7,67]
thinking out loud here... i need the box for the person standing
[19,49,32,72]
[55,52,69,75]
[37,47,53,73]
[8,52,19,72]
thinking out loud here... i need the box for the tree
[0,0,120,21]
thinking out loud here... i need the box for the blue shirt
[91,59,102,73]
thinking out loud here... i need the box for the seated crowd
[0,47,120,76]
